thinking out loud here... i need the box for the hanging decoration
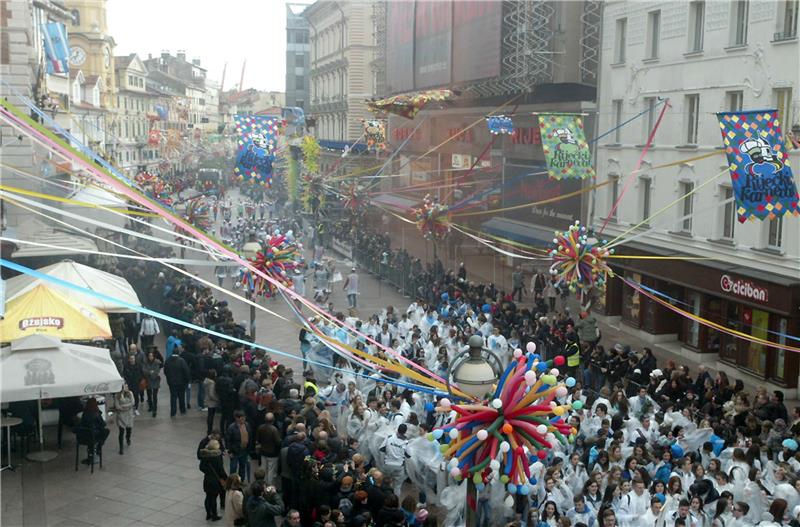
[716,109,799,222]
[42,23,70,75]
[302,173,326,216]
[538,114,594,180]
[154,104,169,121]
[414,194,451,241]
[134,171,172,207]
[233,114,278,187]
[342,184,367,216]
[237,231,303,297]
[366,89,456,120]
[147,128,161,146]
[549,221,613,294]
[182,197,211,233]
[428,349,578,493]
[362,119,387,151]
[486,115,514,135]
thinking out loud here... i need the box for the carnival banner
[42,22,70,75]
[362,119,386,150]
[486,115,513,135]
[233,114,278,186]
[538,114,594,180]
[717,109,800,222]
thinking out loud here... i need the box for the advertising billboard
[385,1,416,93]
[452,1,502,83]
[502,161,583,230]
[414,0,452,89]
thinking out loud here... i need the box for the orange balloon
[502,423,513,434]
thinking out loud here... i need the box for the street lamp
[448,334,503,527]
[242,233,261,340]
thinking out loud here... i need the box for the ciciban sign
[720,274,769,303]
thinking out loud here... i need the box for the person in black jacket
[122,355,144,412]
[376,494,406,527]
[217,366,238,432]
[199,439,227,521]
[77,398,110,464]
[179,347,201,410]
[164,349,191,417]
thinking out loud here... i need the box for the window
[726,90,744,112]
[296,75,305,90]
[643,97,657,143]
[124,123,128,137]
[641,178,652,222]
[295,54,305,67]
[688,1,705,51]
[680,181,694,232]
[198,98,205,106]
[612,99,623,143]
[71,9,80,26]
[767,216,784,249]
[647,11,661,59]
[731,0,749,46]
[609,175,620,219]
[685,94,700,144]
[721,186,736,239]
[777,0,799,40]
[774,87,793,126]
[128,75,133,86]
[614,18,627,63]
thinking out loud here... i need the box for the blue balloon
[482,304,491,313]
[441,292,449,301]
[507,483,517,494]
[424,402,435,412]
[565,377,576,387]
[536,362,548,372]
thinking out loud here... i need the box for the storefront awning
[480,217,553,247]
[372,193,420,213]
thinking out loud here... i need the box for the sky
[108,0,311,93]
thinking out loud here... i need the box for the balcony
[773,30,798,42]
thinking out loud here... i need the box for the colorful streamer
[429,348,578,491]
[549,221,613,294]
[717,109,799,222]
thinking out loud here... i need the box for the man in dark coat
[164,349,191,416]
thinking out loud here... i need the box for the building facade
[286,3,310,111]
[592,0,800,389]
[63,0,116,110]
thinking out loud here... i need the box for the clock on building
[69,46,86,66]
[103,47,111,68]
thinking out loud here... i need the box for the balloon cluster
[414,194,450,241]
[183,197,211,232]
[237,230,303,297]
[428,344,579,494]
[549,220,614,294]
[134,171,173,207]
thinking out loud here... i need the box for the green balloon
[572,400,584,410]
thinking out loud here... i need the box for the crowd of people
[36,186,800,527]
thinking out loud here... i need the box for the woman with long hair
[223,474,244,527]
[583,479,604,512]
[710,497,731,527]
[690,495,710,527]
[142,350,162,417]
[667,475,684,498]
[112,384,135,455]
[541,500,561,527]
[78,397,110,464]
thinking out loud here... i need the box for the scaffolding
[579,0,603,85]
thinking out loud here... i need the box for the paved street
[0,195,407,527]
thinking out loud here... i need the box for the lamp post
[448,335,503,527]
[242,233,260,340]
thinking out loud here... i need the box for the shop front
[597,246,800,387]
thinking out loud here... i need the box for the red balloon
[553,356,566,366]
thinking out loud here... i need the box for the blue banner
[42,22,69,75]
[233,114,278,187]
[486,115,513,135]
[717,109,799,222]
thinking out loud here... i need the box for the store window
[686,292,701,348]
[775,318,789,381]
[745,308,769,374]
[622,272,642,327]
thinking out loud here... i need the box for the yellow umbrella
[0,284,111,342]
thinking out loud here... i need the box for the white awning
[10,220,99,258]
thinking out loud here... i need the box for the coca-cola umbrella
[0,334,123,462]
